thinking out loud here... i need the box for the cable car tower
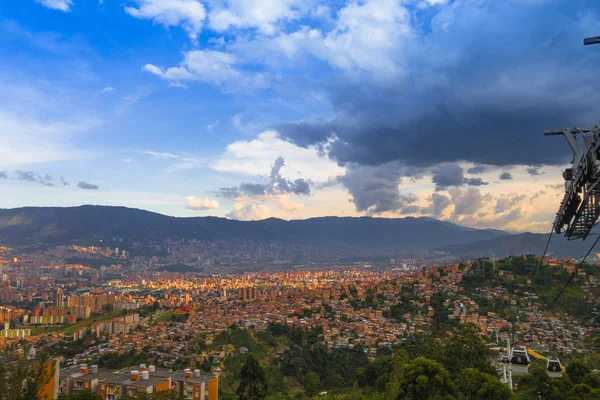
[545,126,600,239]
[545,36,600,240]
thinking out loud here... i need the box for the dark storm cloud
[464,177,489,187]
[337,162,421,214]
[292,178,311,196]
[239,182,268,196]
[527,167,545,176]
[15,170,37,182]
[77,181,99,190]
[431,164,488,191]
[431,164,464,190]
[215,187,241,199]
[466,165,489,175]
[14,170,54,186]
[499,172,513,180]
[217,157,312,199]
[401,205,421,214]
[422,193,452,218]
[275,1,600,169]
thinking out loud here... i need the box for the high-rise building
[55,287,64,308]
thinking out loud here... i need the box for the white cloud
[184,50,240,82]
[212,130,345,182]
[322,0,412,75]
[100,86,116,93]
[35,0,73,12]
[144,50,239,85]
[227,202,271,220]
[143,49,271,90]
[142,64,197,81]
[125,0,207,41]
[208,0,303,35]
[0,111,98,169]
[185,195,220,210]
[273,194,304,212]
[137,150,206,171]
[418,0,449,8]
[229,0,414,78]
[137,150,180,159]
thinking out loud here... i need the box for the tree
[442,325,495,376]
[515,364,567,400]
[565,384,600,400]
[59,391,102,400]
[476,379,516,400]
[582,373,600,389]
[102,303,114,313]
[304,372,320,397]
[397,357,456,400]
[237,355,268,400]
[566,359,591,385]
[456,368,515,400]
[0,345,53,400]
[384,350,409,400]
[120,390,178,400]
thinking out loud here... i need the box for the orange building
[38,358,60,400]
[171,369,218,400]
[122,369,171,398]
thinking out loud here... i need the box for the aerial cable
[510,224,555,345]
[524,234,600,338]
[530,229,555,290]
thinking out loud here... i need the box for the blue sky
[0,0,598,232]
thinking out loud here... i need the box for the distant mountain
[0,206,509,255]
[4,205,590,260]
[439,232,596,260]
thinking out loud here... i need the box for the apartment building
[58,363,217,400]
[171,369,218,400]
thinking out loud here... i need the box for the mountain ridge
[0,205,508,252]
[0,205,589,259]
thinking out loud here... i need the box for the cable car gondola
[510,347,531,375]
[547,357,563,378]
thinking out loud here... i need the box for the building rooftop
[123,375,170,388]
[171,371,215,383]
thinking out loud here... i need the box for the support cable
[524,234,600,338]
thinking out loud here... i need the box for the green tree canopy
[304,372,320,397]
[565,383,600,400]
[566,359,592,385]
[397,357,456,400]
[456,368,515,400]
[582,372,600,389]
[59,390,102,400]
[442,325,495,376]
[237,355,268,400]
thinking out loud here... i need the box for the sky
[0,0,599,232]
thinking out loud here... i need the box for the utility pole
[507,337,513,391]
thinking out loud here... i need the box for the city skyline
[1,0,599,232]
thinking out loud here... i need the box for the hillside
[0,206,508,254]
[439,232,596,260]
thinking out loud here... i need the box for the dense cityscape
[4,0,600,399]
[0,237,598,399]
